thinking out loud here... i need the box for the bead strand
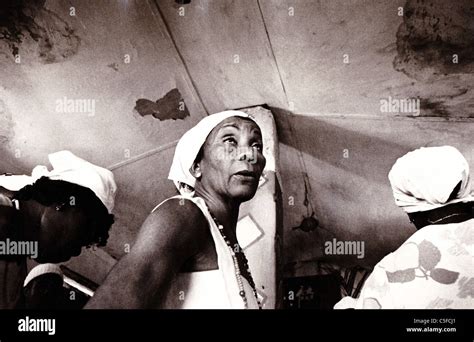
[212,214,262,309]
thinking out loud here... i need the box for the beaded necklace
[208,212,262,309]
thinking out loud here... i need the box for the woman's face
[196,117,266,202]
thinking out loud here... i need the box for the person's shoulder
[133,197,209,260]
[145,197,209,237]
[152,196,205,220]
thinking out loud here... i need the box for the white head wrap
[168,110,255,196]
[0,151,117,213]
[388,146,474,213]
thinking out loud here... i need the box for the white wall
[1,0,472,282]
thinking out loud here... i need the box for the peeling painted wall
[394,0,474,80]
[1,0,472,284]
[0,0,207,281]
[0,0,80,63]
[275,110,474,274]
[259,0,473,118]
[134,88,190,120]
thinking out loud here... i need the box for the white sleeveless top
[0,193,13,207]
[0,193,20,211]
[151,195,260,309]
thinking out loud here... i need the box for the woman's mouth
[233,170,258,182]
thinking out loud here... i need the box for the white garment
[0,151,117,213]
[0,193,13,207]
[335,219,474,309]
[23,263,63,287]
[152,195,260,309]
[388,146,474,213]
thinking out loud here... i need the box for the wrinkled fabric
[388,146,474,213]
[335,219,474,309]
[152,195,260,309]
[0,151,117,213]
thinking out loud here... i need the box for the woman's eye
[252,143,263,151]
[224,137,237,145]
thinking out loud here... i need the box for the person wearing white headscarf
[0,151,116,309]
[335,146,474,309]
[87,110,266,309]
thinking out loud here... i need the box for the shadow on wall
[270,107,409,185]
[270,107,419,269]
[270,106,472,271]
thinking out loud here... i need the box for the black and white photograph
[0,0,473,339]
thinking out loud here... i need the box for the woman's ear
[189,162,202,179]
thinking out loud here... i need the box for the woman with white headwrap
[335,146,474,309]
[0,151,116,309]
[87,111,266,309]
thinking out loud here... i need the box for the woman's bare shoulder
[133,197,209,258]
[149,197,208,230]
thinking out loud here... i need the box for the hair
[194,145,205,165]
[406,182,473,229]
[407,201,473,229]
[176,145,204,196]
[14,177,114,247]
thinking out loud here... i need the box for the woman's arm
[85,198,208,309]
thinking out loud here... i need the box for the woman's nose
[237,147,255,163]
